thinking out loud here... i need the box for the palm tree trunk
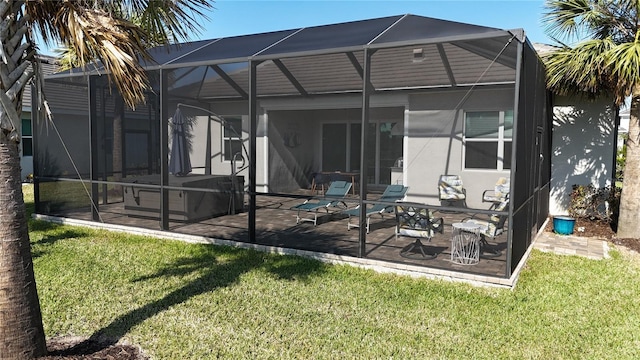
[0,134,47,359]
[617,87,640,239]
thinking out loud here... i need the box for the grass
[36,180,93,212]
[23,185,640,359]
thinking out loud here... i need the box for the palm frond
[590,0,638,43]
[543,39,617,99]
[53,47,79,72]
[26,0,213,108]
[605,41,640,102]
[543,0,594,41]
[137,0,211,44]
[543,0,639,43]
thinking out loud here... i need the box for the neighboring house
[21,55,58,181]
[618,107,629,149]
[533,43,618,215]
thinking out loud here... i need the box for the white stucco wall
[180,101,263,193]
[549,96,616,215]
[404,87,514,208]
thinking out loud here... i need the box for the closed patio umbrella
[168,107,192,176]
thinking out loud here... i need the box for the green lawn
[24,185,640,359]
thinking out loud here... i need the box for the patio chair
[291,180,352,226]
[395,205,444,259]
[482,177,510,210]
[310,172,330,195]
[438,175,467,208]
[343,184,408,233]
[462,198,508,257]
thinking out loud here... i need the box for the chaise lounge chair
[291,180,352,226]
[343,184,408,233]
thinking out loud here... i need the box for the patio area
[37,190,510,281]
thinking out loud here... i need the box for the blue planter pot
[553,216,575,235]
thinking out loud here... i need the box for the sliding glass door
[321,120,402,186]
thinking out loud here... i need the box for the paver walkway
[534,232,609,260]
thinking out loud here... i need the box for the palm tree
[54,9,187,200]
[0,1,211,358]
[542,0,640,239]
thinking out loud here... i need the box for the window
[464,110,512,170]
[223,116,243,161]
[21,118,33,156]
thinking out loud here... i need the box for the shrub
[569,184,620,225]
[616,136,627,182]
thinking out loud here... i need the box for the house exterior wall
[35,113,91,179]
[34,81,525,211]
[549,96,616,215]
[405,86,514,208]
[267,109,320,193]
[260,94,408,193]
[251,85,516,207]
[180,100,261,193]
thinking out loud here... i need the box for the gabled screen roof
[370,15,504,45]
[255,15,403,57]
[49,14,517,76]
[153,14,513,68]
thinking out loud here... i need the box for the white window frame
[221,115,244,162]
[21,117,33,157]
[463,110,512,171]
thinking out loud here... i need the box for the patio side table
[451,222,481,265]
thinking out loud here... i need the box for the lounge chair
[438,174,467,208]
[291,180,352,226]
[462,197,508,257]
[343,184,408,233]
[343,184,406,232]
[395,205,444,259]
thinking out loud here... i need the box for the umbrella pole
[177,103,248,215]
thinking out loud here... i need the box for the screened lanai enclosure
[33,14,551,285]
